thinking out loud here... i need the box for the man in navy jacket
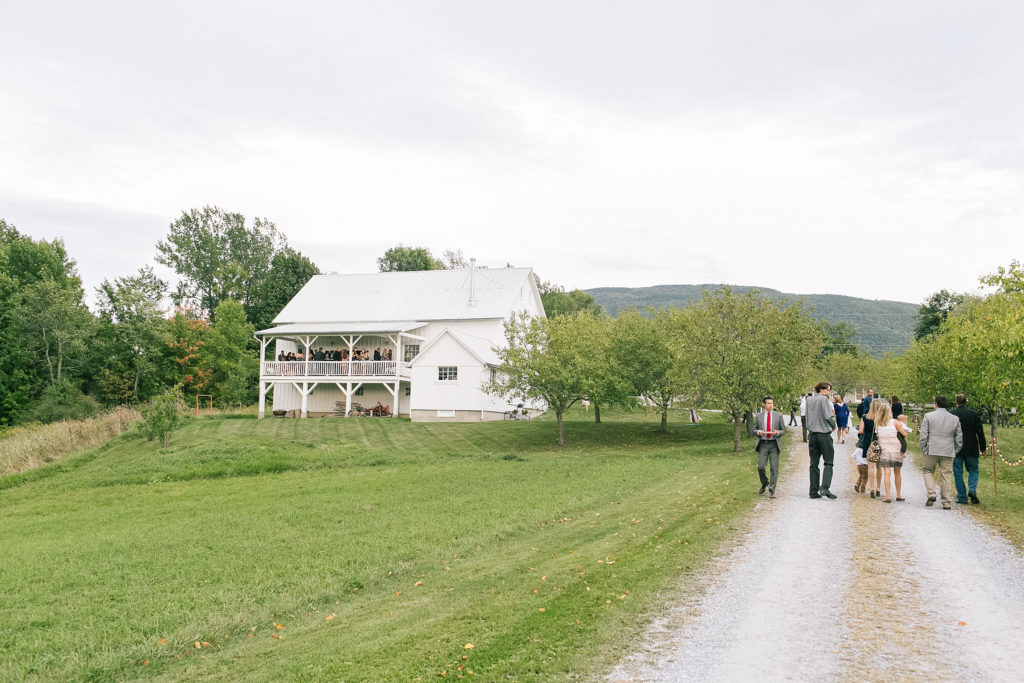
[951,394,987,505]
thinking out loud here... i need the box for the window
[438,366,458,381]
[404,387,411,396]
[404,344,420,362]
[489,368,498,382]
[354,387,364,396]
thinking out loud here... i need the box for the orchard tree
[611,308,685,433]
[673,289,822,452]
[817,350,868,400]
[487,311,604,446]
[904,292,1024,440]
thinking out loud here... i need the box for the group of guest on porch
[277,347,394,362]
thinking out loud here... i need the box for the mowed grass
[965,425,1024,547]
[0,408,763,681]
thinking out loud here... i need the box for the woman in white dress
[872,399,910,503]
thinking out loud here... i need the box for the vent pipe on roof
[468,258,477,306]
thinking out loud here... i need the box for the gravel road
[610,433,1024,681]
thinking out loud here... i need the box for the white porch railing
[262,360,402,378]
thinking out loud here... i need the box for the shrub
[24,378,100,424]
[140,386,186,448]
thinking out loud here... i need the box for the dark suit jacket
[951,406,986,458]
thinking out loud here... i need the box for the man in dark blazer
[951,394,987,505]
[754,396,787,498]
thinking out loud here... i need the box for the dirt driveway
[610,434,1024,681]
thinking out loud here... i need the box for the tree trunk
[556,409,565,446]
[42,329,55,383]
[594,403,601,424]
[660,401,668,433]
[56,336,64,381]
[162,431,171,448]
[733,410,743,452]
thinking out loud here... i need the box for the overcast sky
[2,0,1022,306]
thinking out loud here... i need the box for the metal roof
[410,328,502,367]
[256,322,426,337]
[271,268,545,324]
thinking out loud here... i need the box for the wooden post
[992,435,998,497]
[258,381,266,419]
[301,382,309,418]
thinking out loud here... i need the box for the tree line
[0,209,319,426]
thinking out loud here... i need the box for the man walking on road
[951,394,987,505]
[857,389,874,422]
[799,393,810,442]
[807,382,838,499]
[754,396,786,498]
[919,395,964,509]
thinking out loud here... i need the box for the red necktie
[766,412,771,435]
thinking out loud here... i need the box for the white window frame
[437,366,458,382]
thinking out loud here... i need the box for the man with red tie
[754,396,787,498]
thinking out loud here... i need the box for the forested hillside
[587,284,918,356]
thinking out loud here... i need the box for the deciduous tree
[155,206,284,319]
[488,311,604,446]
[377,244,444,272]
[672,289,822,452]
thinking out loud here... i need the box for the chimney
[468,257,477,306]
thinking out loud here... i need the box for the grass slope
[965,426,1024,547]
[0,408,766,681]
[588,283,919,356]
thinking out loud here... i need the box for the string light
[991,435,1024,467]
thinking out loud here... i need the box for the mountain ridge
[585,283,919,357]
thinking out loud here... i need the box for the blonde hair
[874,399,892,427]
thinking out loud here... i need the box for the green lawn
[966,425,1024,547]
[0,408,763,681]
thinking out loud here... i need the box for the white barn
[255,266,545,421]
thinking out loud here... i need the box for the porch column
[258,381,267,419]
[301,382,309,418]
[345,382,352,417]
[384,381,400,418]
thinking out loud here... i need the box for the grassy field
[0,407,765,681]
[965,425,1024,547]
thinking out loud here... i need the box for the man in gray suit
[806,382,838,499]
[754,396,787,498]
[919,395,964,509]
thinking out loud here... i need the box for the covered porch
[255,322,425,418]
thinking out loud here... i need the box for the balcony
[261,360,407,379]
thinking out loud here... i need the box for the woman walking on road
[834,395,850,443]
[859,400,882,498]
[873,399,909,502]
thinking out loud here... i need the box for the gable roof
[272,267,544,324]
[410,327,501,367]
